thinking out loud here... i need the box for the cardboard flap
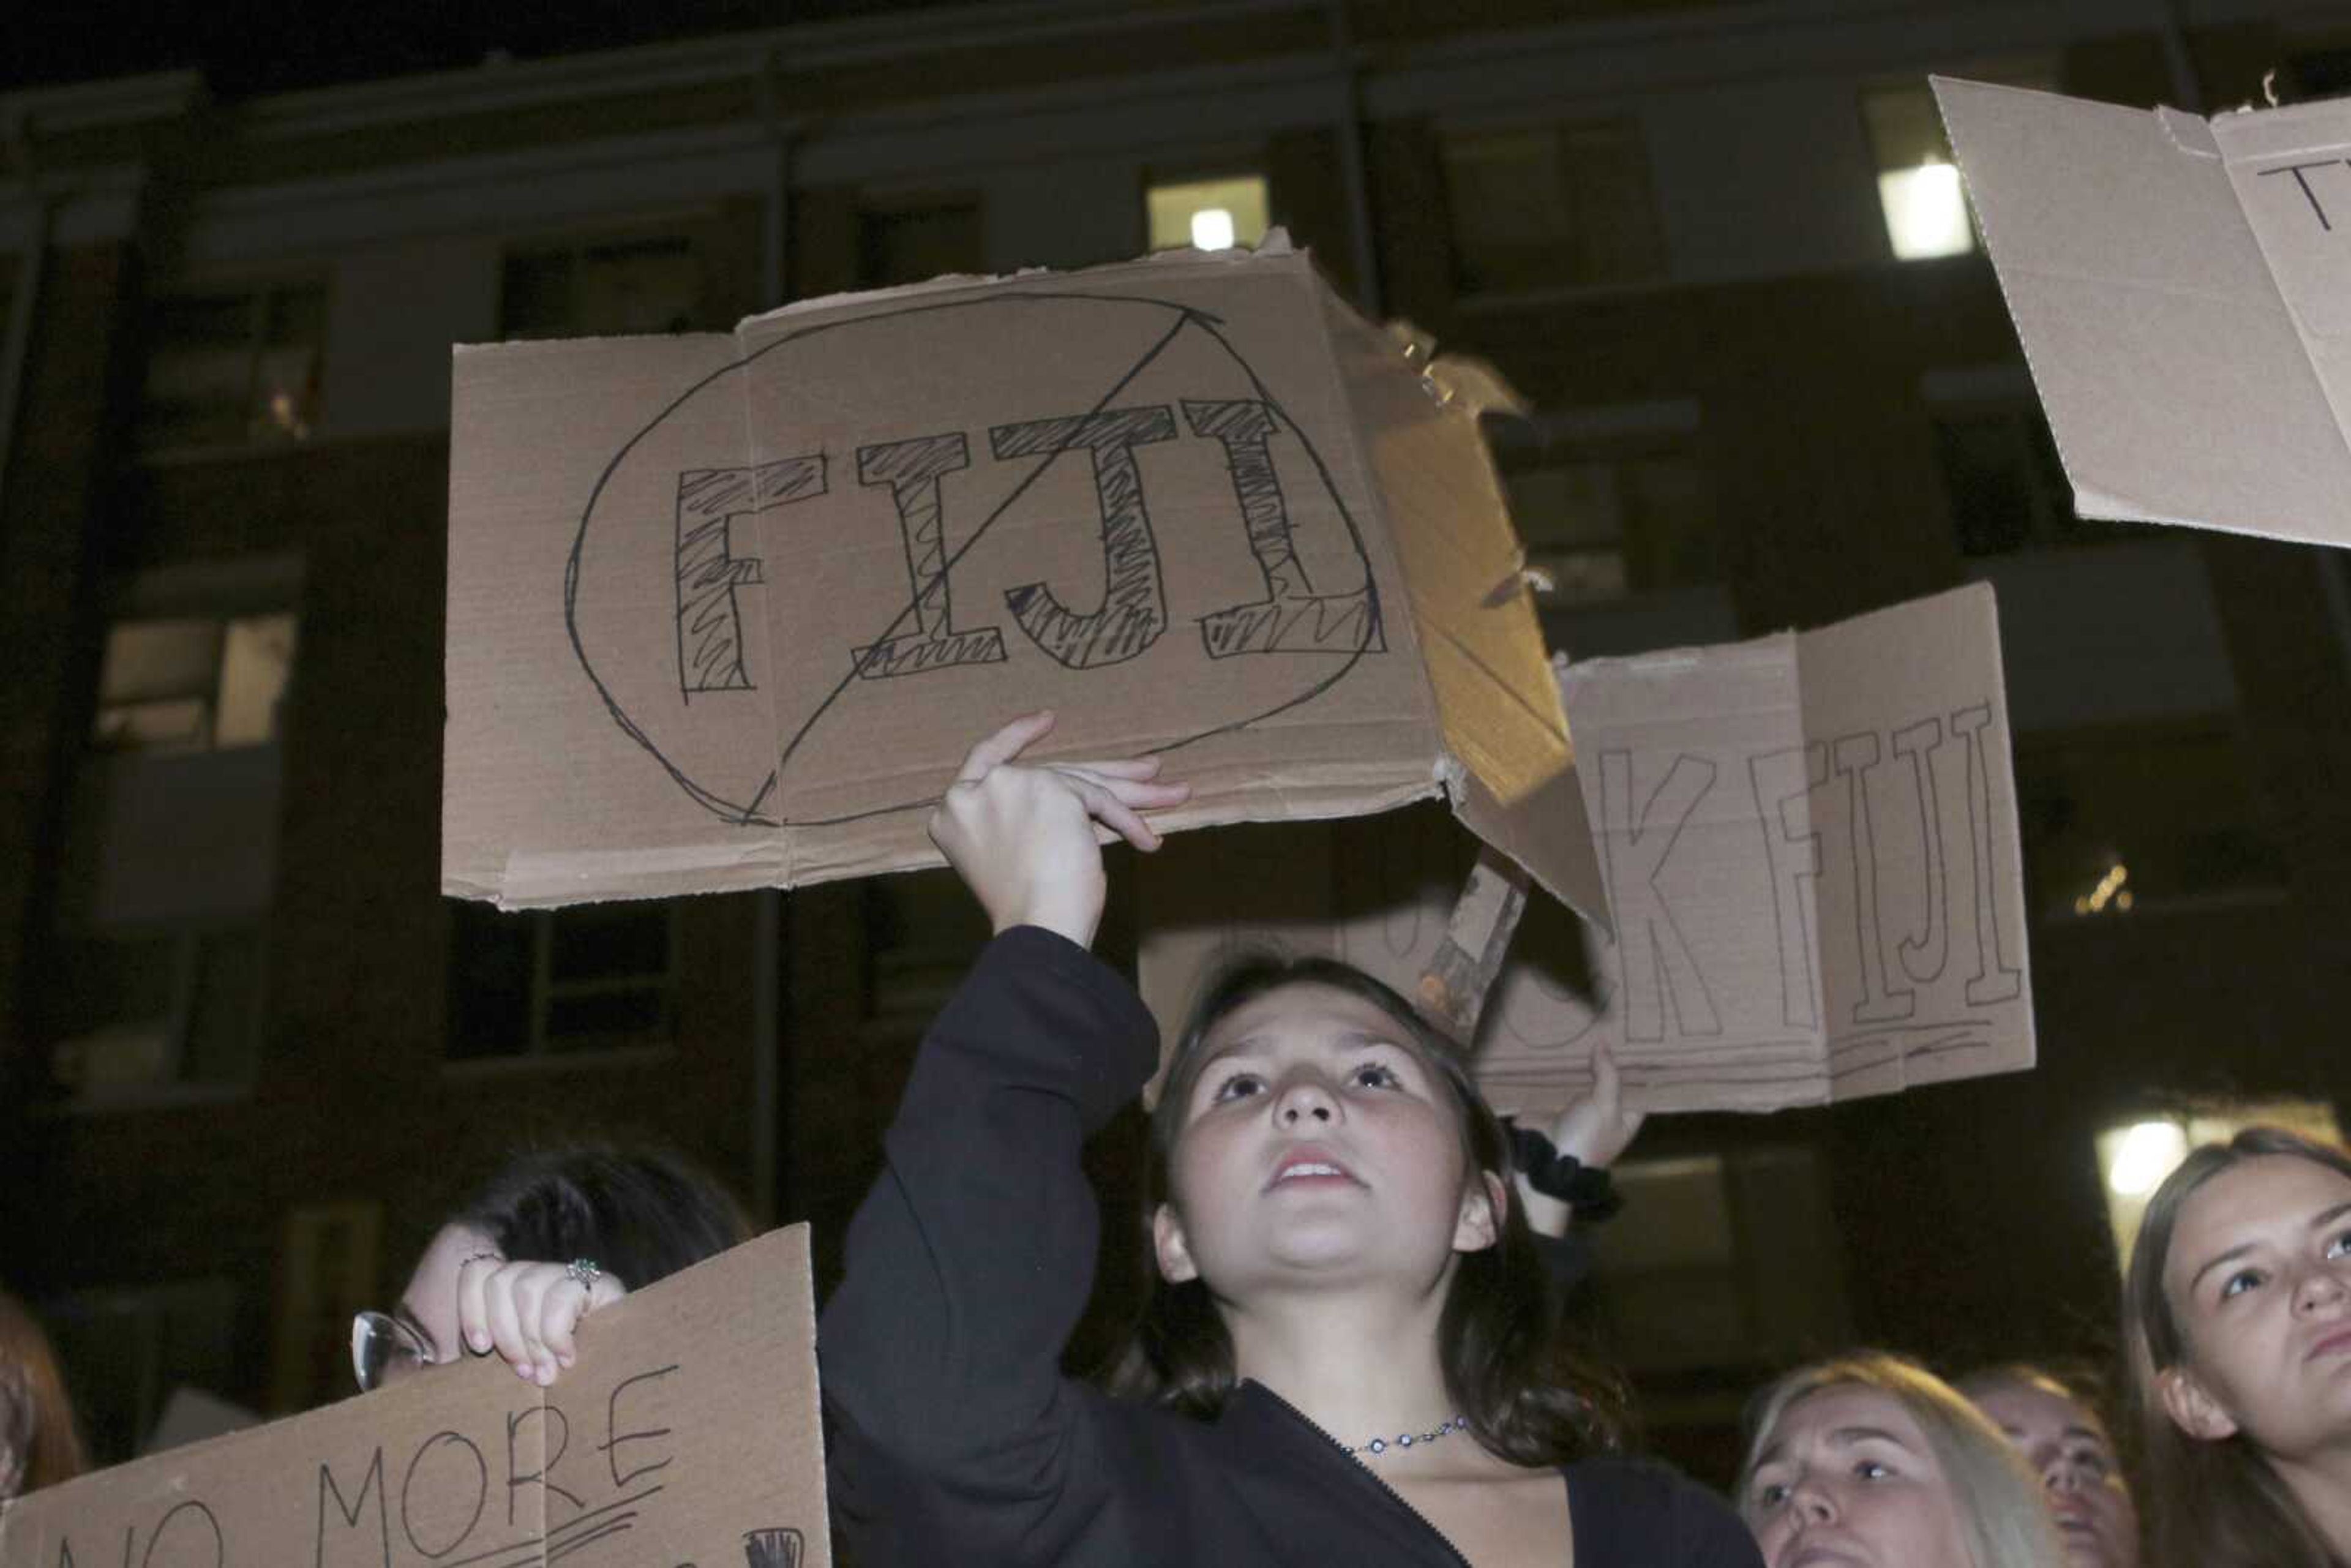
[1314,292,1605,925]
[1934,76,2351,548]
[446,244,1526,909]
[1136,585,2035,1117]
[0,1227,830,1568]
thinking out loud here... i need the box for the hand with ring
[457,1253,629,1386]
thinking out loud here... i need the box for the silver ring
[565,1258,602,1288]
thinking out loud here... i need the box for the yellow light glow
[2107,1120,2189,1198]
[1878,160,1974,261]
[1190,208,1237,251]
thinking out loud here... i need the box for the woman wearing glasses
[351,1144,749,1392]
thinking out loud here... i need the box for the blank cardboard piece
[444,240,1601,923]
[1139,584,2034,1114]
[1935,76,2351,549]
[0,1226,829,1568]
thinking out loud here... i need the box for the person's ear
[1453,1170,1507,1254]
[2159,1365,2240,1442]
[1152,1202,1200,1284]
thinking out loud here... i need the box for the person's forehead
[1973,1380,2098,1439]
[1782,1385,1930,1447]
[1206,981,1407,1049]
[2173,1157,2351,1278]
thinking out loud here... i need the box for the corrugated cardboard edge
[1929,77,2167,524]
[1933,76,2351,540]
[1310,288,1610,929]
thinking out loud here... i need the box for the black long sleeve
[819,926,1158,1562]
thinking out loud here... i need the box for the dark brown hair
[1109,953,1624,1467]
[0,1285,88,1500]
[2123,1126,2351,1568]
[451,1144,752,1291]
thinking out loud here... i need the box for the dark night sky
[6,0,983,100]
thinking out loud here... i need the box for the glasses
[350,1310,440,1393]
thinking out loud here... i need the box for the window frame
[444,901,684,1073]
[497,216,722,342]
[136,273,331,459]
[1436,111,1670,301]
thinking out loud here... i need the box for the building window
[1927,377,2154,556]
[1441,119,1666,294]
[862,868,992,1030]
[1861,83,1975,261]
[42,1278,239,1465]
[1582,1146,1850,1379]
[1147,174,1270,253]
[90,611,298,754]
[501,231,709,339]
[2285,44,2351,99]
[856,195,984,289]
[45,925,267,1100]
[2097,1100,2344,1270]
[2014,721,2287,923]
[448,900,678,1060]
[1485,409,1717,606]
[139,282,326,451]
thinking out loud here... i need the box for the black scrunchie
[1507,1125,1623,1223]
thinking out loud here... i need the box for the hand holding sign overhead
[928,710,1190,948]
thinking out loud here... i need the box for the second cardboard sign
[1141,583,2035,1115]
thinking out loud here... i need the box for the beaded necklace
[1342,1416,1467,1457]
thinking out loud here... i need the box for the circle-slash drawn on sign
[565,290,1392,830]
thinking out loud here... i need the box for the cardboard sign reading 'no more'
[1140,585,2035,1114]
[1937,76,2351,550]
[0,1227,828,1568]
[444,239,1600,921]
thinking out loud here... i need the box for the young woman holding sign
[2121,1127,2351,1567]
[820,711,1757,1567]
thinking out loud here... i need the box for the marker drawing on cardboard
[1139,584,2036,1116]
[1935,76,2351,550]
[0,1228,830,1568]
[446,239,1602,923]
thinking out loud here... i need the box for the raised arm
[819,713,1187,1562]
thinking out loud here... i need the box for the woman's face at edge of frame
[1741,1384,1974,1568]
[2159,1154,2351,1464]
[1970,1376,2138,1568]
[1152,981,1501,1296]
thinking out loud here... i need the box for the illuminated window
[139,282,325,450]
[448,900,678,1060]
[2096,1101,2345,1271]
[1441,121,1665,293]
[502,232,708,339]
[1147,175,1270,253]
[1862,83,1975,261]
[91,611,298,755]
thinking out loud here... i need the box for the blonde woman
[0,1285,86,1502]
[1739,1352,2066,1568]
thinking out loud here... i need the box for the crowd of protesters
[8,713,2349,1568]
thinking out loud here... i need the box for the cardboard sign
[1936,76,2351,550]
[444,241,1601,921]
[0,1227,829,1568]
[1139,585,2034,1114]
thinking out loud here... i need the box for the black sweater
[820,926,1763,1567]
